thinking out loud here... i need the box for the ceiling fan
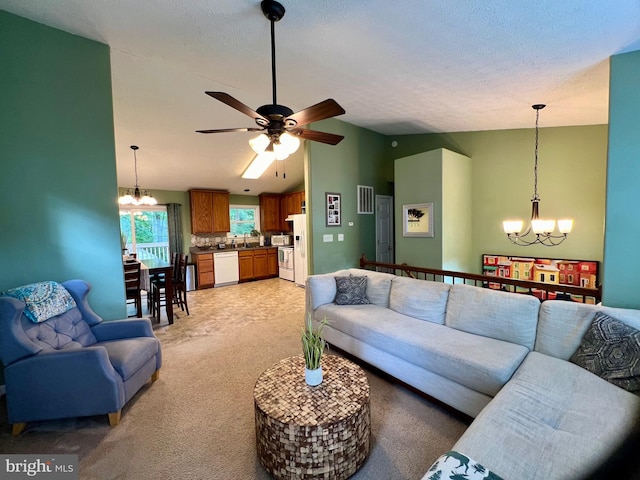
[196,0,346,162]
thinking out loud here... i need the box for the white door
[375,195,394,263]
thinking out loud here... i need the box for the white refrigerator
[292,214,308,287]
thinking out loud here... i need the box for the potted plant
[301,315,328,386]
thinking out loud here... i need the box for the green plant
[250,228,261,237]
[301,315,328,370]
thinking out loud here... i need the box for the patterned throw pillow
[426,451,503,480]
[1,281,77,323]
[570,312,640,395]
[334,276,370,305]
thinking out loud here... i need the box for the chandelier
[502,104,573,246]
[118,145,157,206]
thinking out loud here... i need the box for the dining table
[140,258,174,325]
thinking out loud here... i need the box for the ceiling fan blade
[291,128,344,145]
[196,127,265,134]
[205,92,269,124]
[286,99,345,127]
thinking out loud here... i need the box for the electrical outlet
[338,234,344,241]
[348,222,354,227]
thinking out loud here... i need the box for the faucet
[243,233,248,248]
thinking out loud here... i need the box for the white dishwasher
[213,250,239,287]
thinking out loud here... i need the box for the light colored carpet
[0,278,469,479]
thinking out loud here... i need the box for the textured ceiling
[2,0,640,195]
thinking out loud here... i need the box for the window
[229,205,260,237]
[119,205,170,261]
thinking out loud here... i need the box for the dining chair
[173,254,190,316]
[150,252,179,321]
[124,260,142,318]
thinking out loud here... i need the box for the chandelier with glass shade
[118,145,157,206]
[502,104,573,246]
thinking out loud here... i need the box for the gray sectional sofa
[306,268,640,480]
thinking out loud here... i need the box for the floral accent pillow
[1,281,77,323]
[570,312,640,394]
[334,275,369,305]
[426,451,503,480]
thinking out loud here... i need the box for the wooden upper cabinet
[189,189,230,234]
[259,194,281,232]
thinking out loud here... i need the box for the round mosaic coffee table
[253,355,371,479]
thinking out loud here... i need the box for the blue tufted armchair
[0,279,162,436]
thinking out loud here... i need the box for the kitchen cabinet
[280,195,291,232]
[238,248,279,281]
[238,250,254,281]
[259,193,281,232]
[189,189,230,233]
[277,190,305,232]
[194,252,214,289]
[267,248,278,277]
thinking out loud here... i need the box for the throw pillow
[335,275,369,305]
[426,450,503,480]
[1,281,77,323]
[570,312,640,395]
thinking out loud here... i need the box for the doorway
[375,195,394,263]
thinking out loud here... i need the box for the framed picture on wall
[402,203,434,237]
[326,192,341,227]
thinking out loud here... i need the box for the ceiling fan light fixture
[279,132,300,154]
[249,133,270,154]
[242,152,276,179]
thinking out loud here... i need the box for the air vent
[357,185,374,214]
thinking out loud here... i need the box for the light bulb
[249,134,270,154]
[558,219,573,234]
[503,221,523,235]
[279,132,300,154]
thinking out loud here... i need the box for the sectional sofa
[306,268,640,480]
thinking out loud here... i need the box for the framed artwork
[402,203,434,237]
[326,192,341,227]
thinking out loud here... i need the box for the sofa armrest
[91,318,155,342]
[4,347,125,423]
[306,274,338,311]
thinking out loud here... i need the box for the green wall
[603,50,640,308]
[307,119,390,274]
[0,11,125,319]
[387,125,607,273]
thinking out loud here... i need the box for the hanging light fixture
[118,145,157,206]
[502,104,573,246]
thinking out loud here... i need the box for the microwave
[271,235,291,246]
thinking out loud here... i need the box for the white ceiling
[3,1,640,195]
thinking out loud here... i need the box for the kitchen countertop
[189,245,277,255]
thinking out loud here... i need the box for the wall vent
[357,185,374,214]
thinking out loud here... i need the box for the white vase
[305,366,323,386]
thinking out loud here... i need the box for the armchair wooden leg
[151,369,160,382]
[108,410,121,427]
[11,422,26,437]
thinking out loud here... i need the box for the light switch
[338,234,344,241]
[323,234,334,242]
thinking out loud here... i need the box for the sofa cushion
[570,312,640,394]
[97,337,159,381]
[347,268,394,307]
[445,284,539,349]
[335,276,369,305]
[22,307,97,351]
[315,304,528,396]
[453,351,640,480]
[536,300,640,360]
[389,276,450,324]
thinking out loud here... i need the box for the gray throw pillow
[335,276,369,305]
[570,312,640,395]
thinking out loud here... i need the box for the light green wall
[307,119,390,274]
[394,149,472,271]
[603,50,640,308]
[0,11,125,319]
[388,125,607,273]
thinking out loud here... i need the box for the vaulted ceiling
[2,1,640,194]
